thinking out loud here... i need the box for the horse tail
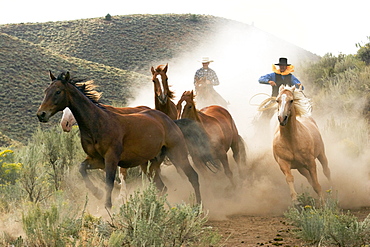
[174,118,220,172]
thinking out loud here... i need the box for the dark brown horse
[151,64,177,120]
[37,71,201,208]
[177,90,247,187]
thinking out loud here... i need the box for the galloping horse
[60,105,150,132]
[37,71,201,208]
[60,105,150,201]
[177,90,247,187]
[151,64,177,120]
[273,85,331,204]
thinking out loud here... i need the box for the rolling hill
[0,14,319,144]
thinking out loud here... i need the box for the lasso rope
[249,93,277,111]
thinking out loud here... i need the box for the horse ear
[64,72,70,83]
[279,85,285,92]
[49,70,56,81]
[150,66,155,75]
[163,63,168,73]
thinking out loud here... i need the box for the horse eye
[56,90,61,94]
[290,100,294,103]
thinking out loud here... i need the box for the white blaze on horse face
[278,94,287,123]
[179,100,186,118]
[156,74,164,94]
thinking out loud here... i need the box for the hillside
[0,32,149,143]
[0,14,319,144]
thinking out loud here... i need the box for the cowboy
[258,57,302,97]
[194,57,220,88]
[194,57,228,108]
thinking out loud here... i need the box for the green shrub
[0,149,21,185]
[285,191,370,246]
[110,181,222,246]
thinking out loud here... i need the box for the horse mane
[57,72,102,105]
[281,85,312,116]
[155,64,175,100]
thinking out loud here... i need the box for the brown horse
[59,105,150,201]
[151,64,177,120]
[37,71,201,208]
[60,105,150,132]
[273,85,331,204]
[177,90,247,187]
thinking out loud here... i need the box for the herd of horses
[36,64,331,209]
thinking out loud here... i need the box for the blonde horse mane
[280,85,312,117]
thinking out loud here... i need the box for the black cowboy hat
[275,57,291,66]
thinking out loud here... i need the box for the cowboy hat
[199,57,214,63]
[275,57,291,66]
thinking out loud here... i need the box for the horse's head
[37,71,70,122]
[276,85,295,126]
[60,107,76,132]
[151,64,174,105]
[176,90,199,120]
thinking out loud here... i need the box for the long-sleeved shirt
[194,68,220,86]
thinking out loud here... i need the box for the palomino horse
[176,90,247,187]
[151,64,177,120]
[194,78,229,109]
[37,71,201,208]
[273,85,331,204]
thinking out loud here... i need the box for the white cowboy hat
[199,57,214,63]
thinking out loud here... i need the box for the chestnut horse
[151,64,177,120]
[177,90,247,187]
[37,71,201,208]
[273,85,331,204]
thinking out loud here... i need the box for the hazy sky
[0,0,368,56]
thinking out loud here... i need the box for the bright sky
[0,0,369,56]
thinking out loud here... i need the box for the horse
[194,78,229,109]
[59,106,150,201]
[273,85,331,204]
[60,105,150,132]
[151,64,177,120]
[176,90,247,187]
[150,64,219,172]
[37,71,201,208]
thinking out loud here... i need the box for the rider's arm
[291,75,304,90]
[258,73,275,84]
[211,71,220,86]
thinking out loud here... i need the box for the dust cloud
[126,22,370,219]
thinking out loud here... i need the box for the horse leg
[231,135,248,180]
[141,160,167,194]
[318,153,331,181]
[79,157,105,200]
[217,151,236,188]
[278,159,298,203]
[118,168,128,203]
[306,160,323,202]
[104,155,120,209]
[166,148,201,204]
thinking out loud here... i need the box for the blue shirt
[258,73,302,88]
